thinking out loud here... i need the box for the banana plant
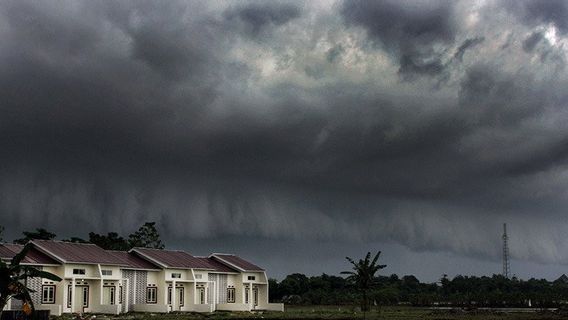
[341,251,386,318]
[0,243,62,317]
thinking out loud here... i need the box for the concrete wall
[216,303,250,311]
[262,303,284,311]
[190,304,214,313]
[35,304,63,316]
[132,304,169,313]
[90,304,121,315]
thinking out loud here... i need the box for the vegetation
[49,306,568,320]
[0,243,62,316]
[13,228,56,245]
[8,221,165,251]
[341,251,386,313]
[269,273,568,308]
[128,222,165,249]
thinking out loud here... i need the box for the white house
[0,240,283,315]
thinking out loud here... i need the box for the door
[176,287,184,310]
[72,286,89,312]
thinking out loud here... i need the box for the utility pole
[502,223,510,278]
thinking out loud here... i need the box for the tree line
[269,273,568,308]
[0,222,164,250]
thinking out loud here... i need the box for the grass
[52,306,568,320]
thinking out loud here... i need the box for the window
[119,286,123,304]
[171,273,181,279]
[194,274,202,279]
[146,287,157,303]
[101,270,112,276]
[73,269,86,275]
[227,288,235,303]
[245,287,249,304]
[167,287,172,305]
[178,287,184,307]
[82,287,89,307]
[42,286,55,304]
[198,287,205,304]
[247,276,256,281]
[67,286,72,307]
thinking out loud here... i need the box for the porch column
[124,278,130,313]
[249,284,253,310]
[98,264,103,306]
[164,283,168,309]
[172,281,176,311]
[71,278,76,313]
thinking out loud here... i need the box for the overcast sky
[1,0,568,282]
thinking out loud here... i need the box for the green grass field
[53,306,568,320]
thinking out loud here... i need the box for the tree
[61,237,89,243]
[0,244,62,317]
[341,251,386,316]
[88,232,130,251]
[128,222,165,249]
[13,228,56,245]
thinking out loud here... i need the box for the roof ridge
[133,247,185,252]
[34,239,98,246]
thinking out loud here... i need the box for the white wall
[63,264,98,278]
[99,265,122,279]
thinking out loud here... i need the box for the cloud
[454,37,485,61]
[224,2,301,37]
[1,0,568,278]
[340,0,457,79]
[522,31,545,52]
[506,0,568,34]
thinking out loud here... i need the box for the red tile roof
[131,248,214,269]
[107,250,160,270]
[0,243,60,265]
[0,244,15,260]
[211,254,264,272]
[32,240,122,265]
[195,257,239,273]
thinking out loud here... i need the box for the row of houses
[0,240,283,315]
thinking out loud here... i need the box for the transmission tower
[502,223,510,278]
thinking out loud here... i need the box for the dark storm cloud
[454,37,485,62]
[506,0,568,34]
[522,31,544,52]
[1,0,568,278]
[223,2,301,36]
[340,0,457,78]
[326,44,344,63]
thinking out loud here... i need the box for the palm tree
[0,243,62,317]
[341,251,386,317]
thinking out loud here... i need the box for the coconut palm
[0,243,62,317]
[341,251,386,316]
